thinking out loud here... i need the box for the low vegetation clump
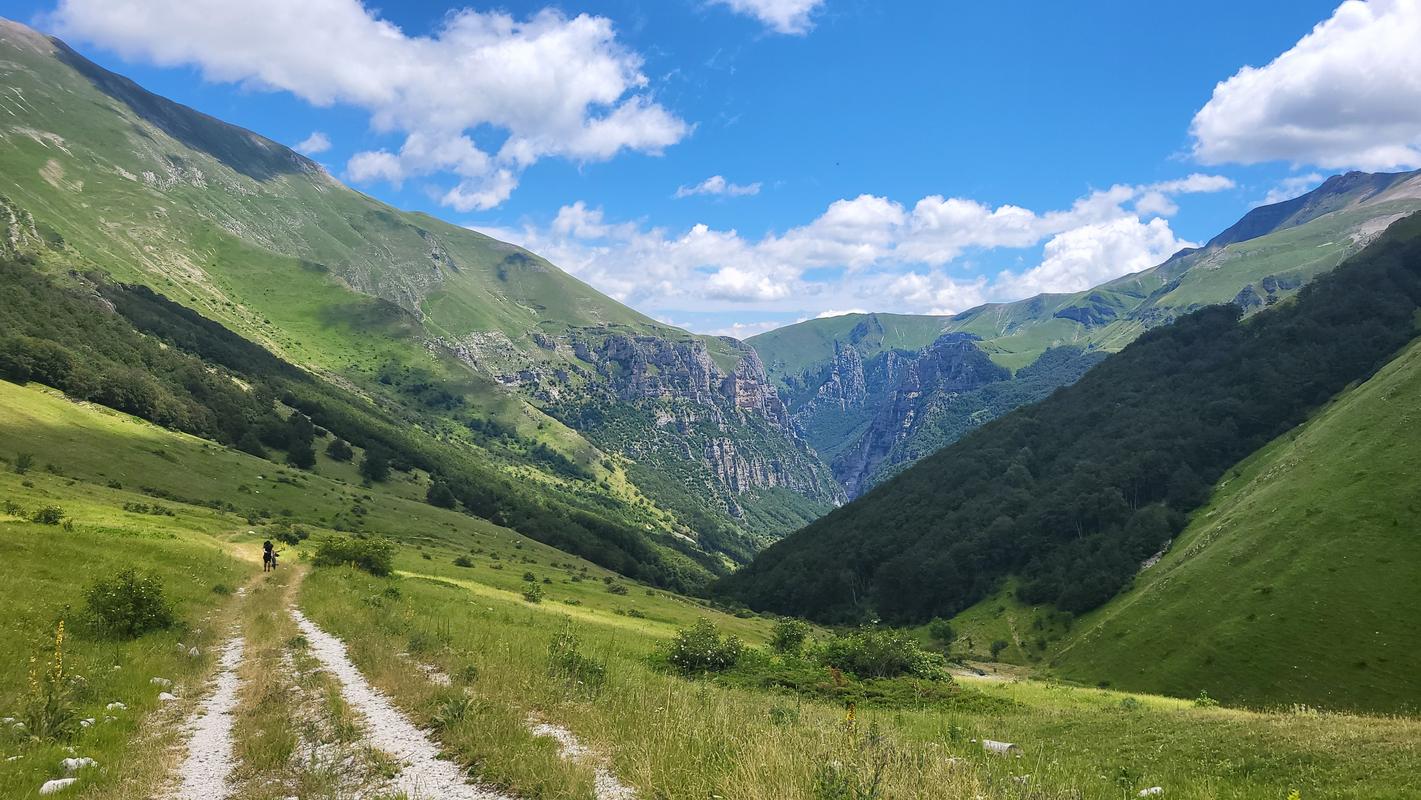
[665,618,744,673]
[312,535,396,576]
[817,628,949,680]
[84,568,174,638]
[771,618,811,654]
[521,582,545,604]
[21,620,81,741]
[548,628,606,693]
[29,504,65,525]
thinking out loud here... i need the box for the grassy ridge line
[1049,334,1421,712]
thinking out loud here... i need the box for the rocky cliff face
[830,334,1009,496]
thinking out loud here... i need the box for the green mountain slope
[719,213,1421,634]
[0,18,839,570]
[1048,336,1421,713]
[751,170,1421,497]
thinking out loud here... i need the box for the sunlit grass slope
[1051,336,1421,713]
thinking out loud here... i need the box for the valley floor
[2,379,1419,799]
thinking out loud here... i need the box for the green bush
[13,452,34,475]
[770,618,810,654]
[927,618,956,646]
[667,619,743,673]
[989,639,1009,659]
[325,438,353,462]
[522,582,545,604]
[30,505,64,525]
[84,568,174,638]
[312,536,396,576]
[817,628,948,680]
[453,555,474,568]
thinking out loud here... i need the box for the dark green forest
[0,256,715,591]
[717,212,1421,624]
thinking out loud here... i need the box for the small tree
[14,452,34,475]
[989,639,1009,660]
[426,479,457,509]
[325,438,353,462]
[927,618,956,647]
[236,429,267,458]
[359,446,390,483]
[770,618,810,655]
[85,569,174,638]
[522,582,545,604]
[286,439,316,470]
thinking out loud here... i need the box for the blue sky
[11,0,1421,336]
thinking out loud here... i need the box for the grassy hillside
[0,17,838,564]
[2,378,1419,798]
[1048,335,1421,713]
[720,213,1421,636]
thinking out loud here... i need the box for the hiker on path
[263,539,274,572]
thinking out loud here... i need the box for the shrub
[606,582,629,595]
[13,452,34,475]
[325,438,353,462]
[522,571,537,582]
[927,618,956,646]
[85,569,174,638]
[312,536,396,576]
[989,639,1009,659]
[1193,690,1220,708]
[30,505,64,525]
[426,479,457,509]
[667,619,743,673]
[771,618,811,654]
[522,583,545,604]
[453,555,474,568]
[359,447,390,483]
[817,628,948,680]
[548,629,606,692]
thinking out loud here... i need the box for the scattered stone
[78,718,94,728]
[105,702,126,711]
[982,739,1022,756]
[150,677,172,688]
[60,757,96,773]
[39,778,77,795]
[1139,789,1164,797]
[158,692,177,703]
[188,647,201,658]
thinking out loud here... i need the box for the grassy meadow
[0,376,1418,798]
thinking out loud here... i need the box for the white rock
[150,677,171,687]
[188,647,200,658]
[78,718,94,728]
[176,643,186,651]
[105,702,126,711]
[1,717,13,724]
[158,692,177,702]
[60,757,96,773]
[1139,789,1164,798]
[39,778,77,795]
[982,739,1022,756]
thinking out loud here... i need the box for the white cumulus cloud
[1191,0,1421,170]
[469,173,1228,325]
[293,130,331,155]
[709,0,825,34]
[49,0,688,209]
[675,175,762,198]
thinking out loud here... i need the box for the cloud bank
[1191,0,1421,170]
[50,0,688,209]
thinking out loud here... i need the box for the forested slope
[719,213,1421,624]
